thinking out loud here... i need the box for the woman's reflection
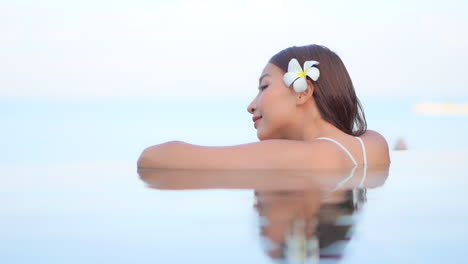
[138,166,388,263]
[255,188,366,263]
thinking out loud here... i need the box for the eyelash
[259,84,268,91]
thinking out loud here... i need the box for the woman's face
[247,63,298,140]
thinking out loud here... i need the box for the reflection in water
[138,166,388,263]
[256,189,366,263]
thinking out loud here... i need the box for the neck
[301,118,340,141]
[285,99,342,141]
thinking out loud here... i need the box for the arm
[137,140,331,169]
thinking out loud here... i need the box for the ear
[296,79,315,105]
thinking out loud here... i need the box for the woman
[138,44,390,169]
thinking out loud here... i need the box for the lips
[252,116,262,122]
[253,116,262,128]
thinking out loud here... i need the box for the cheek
[262,90,294,120]
[256,90,295,139]
[259,89,280,112]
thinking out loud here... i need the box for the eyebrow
[258,73,271,84]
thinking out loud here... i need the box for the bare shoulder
[360,130,390,165]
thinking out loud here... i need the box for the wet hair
[269,44,367,136]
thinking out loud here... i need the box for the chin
[256,129,267,141]
[257,129,276,141]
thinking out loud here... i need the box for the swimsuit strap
[332,165,357,191]
[317,136,369,190]
[355,137,368,187]
[355,137,368,167]
[315,137,358,166]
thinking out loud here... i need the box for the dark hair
[269,44,367,136]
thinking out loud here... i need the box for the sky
[1,0,468,98]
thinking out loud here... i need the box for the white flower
[283,58,320,92]
[284,219,320,263]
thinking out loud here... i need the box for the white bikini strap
[332,165,357,191]
[315,137,357,166]
[359,166,367,188]
[355,137,367,167]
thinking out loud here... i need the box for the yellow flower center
[298,70,307,78]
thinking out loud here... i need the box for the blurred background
[1,0,468,165]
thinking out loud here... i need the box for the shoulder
[360,130,388,149]
[235,139,345,169]
[306,139,358,167]
[360,130,391,165]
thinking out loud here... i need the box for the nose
[247,97,257,114]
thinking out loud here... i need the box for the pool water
[1,150,468,263]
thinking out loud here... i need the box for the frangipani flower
[283,58,320,92]
[284,219,320,263]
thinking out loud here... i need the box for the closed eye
[259,84,268,91]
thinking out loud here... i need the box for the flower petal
[303,60,319,70]
[283,72,299,86]
[306,67,320,81]
[293,77,308,92]
[288,58,303,73]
